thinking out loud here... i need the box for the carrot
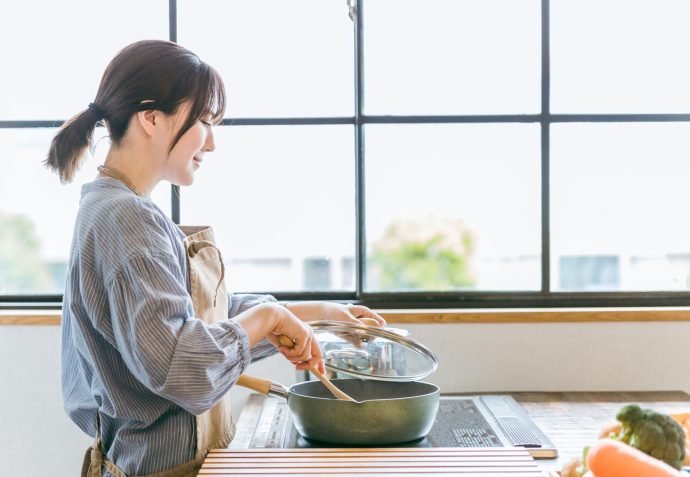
[587,438,682,477]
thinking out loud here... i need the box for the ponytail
[45,106,103,184]
[45,40,226,184]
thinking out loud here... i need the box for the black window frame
[3,0,690,310]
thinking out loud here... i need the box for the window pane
[178,0,354,118]
[552,0,690,113]
[365,124,541,291]
[0,1,168,120]
[180,125,355,292]
[551,123,690,291]
[364,0,541,115]
[0,128,170,295]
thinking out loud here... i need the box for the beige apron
[82,225,234,477]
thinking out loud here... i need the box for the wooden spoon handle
[278,334,298,348]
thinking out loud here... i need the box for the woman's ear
[136,110,158,137]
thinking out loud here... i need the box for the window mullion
[541,0,551,293]
[354,0,365,298]
[169,0,181,224]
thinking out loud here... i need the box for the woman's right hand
[266,304,324,372]
[234,303,323,372]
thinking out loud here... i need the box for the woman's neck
[102,145,161,197]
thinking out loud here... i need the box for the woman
[46,39,384,477]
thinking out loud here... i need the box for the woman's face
[162,102,216,186]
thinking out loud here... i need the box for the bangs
[168,62,226,152]
[191,62,226,124]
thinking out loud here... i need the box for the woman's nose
[204,127,216,152]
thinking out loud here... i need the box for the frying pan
[235,375,440,445]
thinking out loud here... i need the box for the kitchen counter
[203,391,690,476]
[504,390,690,472]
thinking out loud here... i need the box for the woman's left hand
[283,301,386,328]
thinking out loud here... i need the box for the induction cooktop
[231,394,558,459]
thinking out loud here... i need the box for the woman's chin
[171,175,194,187]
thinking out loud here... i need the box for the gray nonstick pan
[235,375,440,445]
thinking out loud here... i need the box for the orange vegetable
[587,438,682,477]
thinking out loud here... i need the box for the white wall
[2,321,690,477]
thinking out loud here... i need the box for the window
[0,0,170,300]
[3,0,690,309]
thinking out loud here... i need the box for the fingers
[294,350,323,372]
[359,317,385,327]
[341,331,366,348]
[265,334,282,349]
[337,305,387,348]
[346,305,387,327]
[290,338,323,371]
[280,335,312,363]
[270,307,323,370]
[280,333,308,357]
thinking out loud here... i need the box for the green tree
[0,212,52,293]
[370,216,476,291]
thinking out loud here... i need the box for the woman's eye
[200,120,211,126]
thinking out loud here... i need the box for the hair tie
[87,102,105,120]
[132,101,171,113]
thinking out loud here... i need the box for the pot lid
[309,321,438,382]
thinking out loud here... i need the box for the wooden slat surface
[199,447,546,476]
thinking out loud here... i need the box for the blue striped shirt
[61,177,277,476]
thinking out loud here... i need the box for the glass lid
[309,321,438,382]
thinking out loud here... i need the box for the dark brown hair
[45,40,226,183]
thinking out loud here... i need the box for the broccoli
[614,404,686,470]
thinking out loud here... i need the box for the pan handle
[236,375,289,400]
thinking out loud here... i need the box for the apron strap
[84,412,130,477]
[103,460,129,477]
[186,240,226,306]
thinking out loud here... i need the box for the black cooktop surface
[231,394,556,458]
